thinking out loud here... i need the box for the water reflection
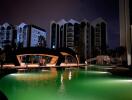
[1,70,132,100]
[10,68,58,81]
[59,74,65,94]
[1,69,75,93]
[58,70,74,94]
[69,71,72,80]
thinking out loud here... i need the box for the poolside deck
[0,63,81,72]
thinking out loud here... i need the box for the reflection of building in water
[58,73,65,94]
[50,67,57,77]
[12,69,57,81]
[69,71,72,80]
[60,71,72,82]
[58,71,72,94]
[60,74,65,91]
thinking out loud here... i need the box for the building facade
[91,18,107,57]
[0,22,47,50]
[20,24,47,48]
[50,18,107,62]
[0,23,17,49]
[79,20,91,61]
[17,23,47,48]
[50,19,80,50]
[16,23,28,48]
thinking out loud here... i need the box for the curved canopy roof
[2,47,78,66]
[57,48,77,57]
[15,47,62,57]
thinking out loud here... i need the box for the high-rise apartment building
[16,23,28,48]
[0,23,47,49]
[79,20,91,60]
[50,21,59,49]
[50,19,80,50]
[91,18,107,56]
[50,18,107,62]
[0,23,17,49]
[17,23,47,48]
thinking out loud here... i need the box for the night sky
[0,0,119,48]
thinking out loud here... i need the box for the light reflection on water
[1,70,132,100]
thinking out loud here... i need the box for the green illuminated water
[1,70,132,100]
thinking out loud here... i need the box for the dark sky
[0,0,119,48]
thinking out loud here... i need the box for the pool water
[1,69,132,100]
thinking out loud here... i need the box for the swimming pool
[0,69,132,100]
